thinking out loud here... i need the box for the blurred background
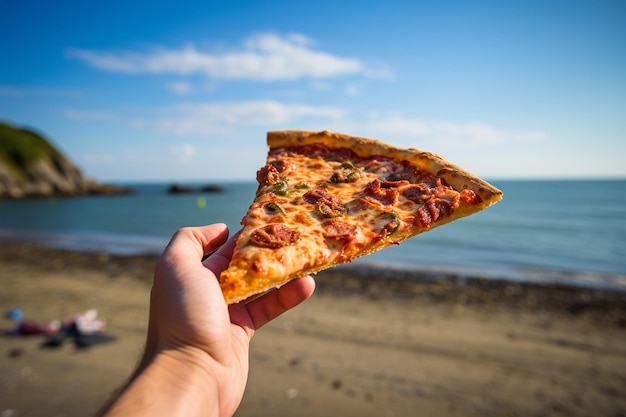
[1,1,625,417]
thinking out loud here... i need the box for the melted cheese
[220,146,472,303]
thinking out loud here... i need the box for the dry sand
[1,243,625,417]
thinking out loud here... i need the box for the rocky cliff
[0,122,131,198]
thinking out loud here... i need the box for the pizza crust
[268,130,502,207]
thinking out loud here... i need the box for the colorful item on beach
[4,308,116,349]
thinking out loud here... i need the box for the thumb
[163,224,230,262]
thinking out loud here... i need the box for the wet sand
[1,243,625,417]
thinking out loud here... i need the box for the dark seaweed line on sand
[1,242,625,327]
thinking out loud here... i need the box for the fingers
[213,229,240,259]
[164,223,230,262]
[233,276,316,334]
[203,229,241,273]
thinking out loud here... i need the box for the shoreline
[2,225,625,292]
[1,241,625,327]
[3,228,625,287]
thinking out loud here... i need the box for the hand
[103,223,315,417]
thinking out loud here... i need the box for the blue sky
[1,0,625,181]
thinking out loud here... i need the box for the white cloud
[511,130,547,141]
[368,115,431,136]
[66,32,389,81]
[309,80,332,91]
[133,100,347,136]
[165,80,192,95]
[366,115,546,147]
[170,143,198,162]
[343,82,361,97]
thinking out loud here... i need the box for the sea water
[1,180,625,290]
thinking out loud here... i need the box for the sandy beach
[1,242,625,417]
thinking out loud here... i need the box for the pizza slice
[219,130,502,304]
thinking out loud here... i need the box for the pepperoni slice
[256,165,280,186]
[402,184,432,204]
[459,189,482,205]
[270,160,293,173]
[322,220,357,239]
[365,180,400,206]
[302,188,335,204]
[249,224,300,248]
[303,189,347,218]
[417,199,454,228]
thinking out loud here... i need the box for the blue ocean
[1,179,625,291]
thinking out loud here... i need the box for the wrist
[105,346,220,417]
